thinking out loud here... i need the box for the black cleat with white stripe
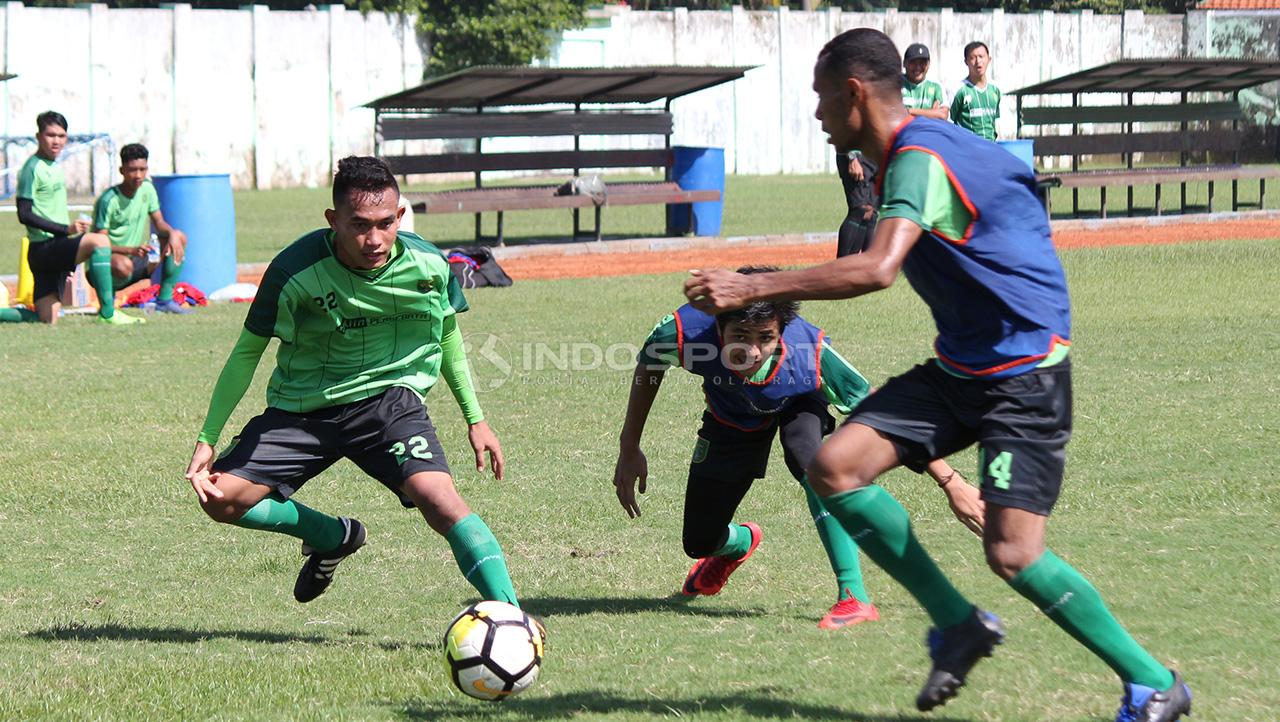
[293,517,367,603]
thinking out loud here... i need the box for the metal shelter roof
[1011,58,1280,96]
[365,65,754,111]
[0,74,15,82]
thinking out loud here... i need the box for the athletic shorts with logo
[26,235,82,301]
[849,359,1072,515]
[212,385,451,508]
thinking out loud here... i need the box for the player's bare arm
[613,364,665,518]
[685,216,922,312]
[150,210,187,264]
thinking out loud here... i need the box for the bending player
[613,266,985,628]
[8,111,143,325]
[185,156,521,608]
[93,143,191,314]
[684,29,1191,722]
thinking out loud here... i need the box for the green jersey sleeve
[878,150,974,242]
[440,314,483,425]
[92,190,110,231]
[197,328,270,445]
[637,314,679,369]
[143,182,160,214]
[445,266,469,315]
[819,340,871,415]
[244,261,299,342]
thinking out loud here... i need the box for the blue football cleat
[155,299,193,314]
[1117,670,1192,722]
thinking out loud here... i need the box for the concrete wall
[1,4,1275,192]
[0,2,420,192]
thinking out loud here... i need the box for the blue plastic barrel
[666,146,725,236]
[998,139,1035,172]
[152,174,237,294]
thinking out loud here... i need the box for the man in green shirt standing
[950,42,1001,141]
[901,44,947,120]
[6,111,143,325]
[93,143,191,314]
[184,156,523,609]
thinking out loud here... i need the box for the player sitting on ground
[686,29,1191,722]
[92,143,191,314]
[185,155,522,608]
[613,266,985,629]
[6,111,143,325]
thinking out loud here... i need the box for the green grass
[0,174,847,276]
[1,239,1278,720]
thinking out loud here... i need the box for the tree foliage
[349,0,589,77]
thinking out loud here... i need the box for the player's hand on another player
[941,471,985,537]
[612,446,648,518]
[685,269,754,314]
[468,421,505,481]
[185,441,224,503]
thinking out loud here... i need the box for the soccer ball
[443,600,544,701]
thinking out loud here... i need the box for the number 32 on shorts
[980,448,1014,490]
[389,436,433,465]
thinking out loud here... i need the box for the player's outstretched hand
[684,269,754,314]
[942,471,985,538]
[185,441,224,503]
[468,420,504,481]
[612,446,648,518]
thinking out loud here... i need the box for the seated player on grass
[92,143,190,314]
[185,156,523,609]
[5,111,143,325]
[613,266,985,628]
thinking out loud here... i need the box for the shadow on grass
[25,622,437,652]
[519,594,767,620]
[397,688,971,721]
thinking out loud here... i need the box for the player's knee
[984,539,1041,580]
[806,446,872,497]
[199,497,248,525]
[88,232,109,250]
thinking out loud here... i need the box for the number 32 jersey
[245,229,469,413]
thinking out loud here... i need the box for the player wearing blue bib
[684,29,1191,722]
[614,267,983,629]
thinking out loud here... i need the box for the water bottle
[147,233,161,265]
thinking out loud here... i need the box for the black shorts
[211,386,451,508]
[849,359,1072,516]
[26,235,81,302]
[689,392,835,483]
[115,254,151,289]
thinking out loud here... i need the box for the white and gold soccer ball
[443,600,544,701]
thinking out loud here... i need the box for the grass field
[4,172,1276,276]
[1,239,1277,720]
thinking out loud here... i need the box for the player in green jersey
[92,143,191,314]
[184,156,521,608]
[950,42,1001,141]
[614,267,985,629]
[6,111,143,325]
[901,44,947,121]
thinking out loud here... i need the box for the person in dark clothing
[835,150,878,258]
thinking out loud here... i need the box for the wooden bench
[378,111,721,243]
[1020,101,1280,218]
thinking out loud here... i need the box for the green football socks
[232,492,346,552]
[823,486,973,629]
[711,523,755,559]
[1010,550,1175,689]
[0,307,38,323]
[159,256,182,302]
[802,477,869,603]
[87,247,115,319]
[445,513,519,607]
